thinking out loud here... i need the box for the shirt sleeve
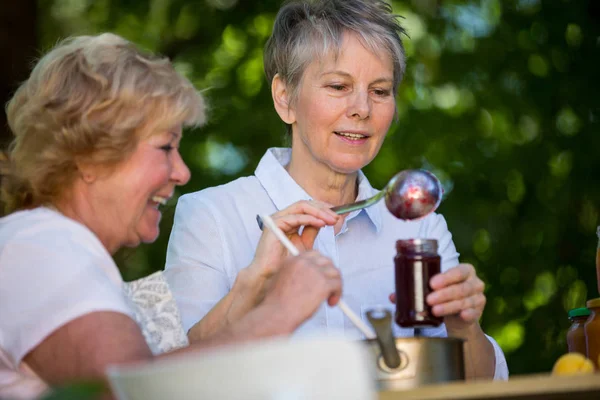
[421,213,509,379]
[0,237,132,366]
[164,194,232,333]
[487,334,509,380]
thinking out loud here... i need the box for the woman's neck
[286,147,358,207]
[53,183,120,255]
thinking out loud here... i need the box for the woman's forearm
[447,323,496,380]
[187,268,267,342]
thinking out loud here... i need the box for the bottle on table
[584,298,600,368]
[566,307,590,355]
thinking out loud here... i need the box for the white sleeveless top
[0,208,188,399]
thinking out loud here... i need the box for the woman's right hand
[247,200,339,287]
[261,250,343,328]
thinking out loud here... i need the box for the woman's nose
[171,150,191,186]
[346,90,371,120]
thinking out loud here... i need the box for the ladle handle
[366,309,401,369]
[330,190,385,215]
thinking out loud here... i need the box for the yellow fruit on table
[552,353,595,376]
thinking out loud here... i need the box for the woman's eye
[329,84,346,91]
[160,145,174,153]
[373,89,391,97]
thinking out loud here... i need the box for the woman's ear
[271,74,296,125]
[75,160,98,184]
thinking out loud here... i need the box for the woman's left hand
[388,263,486,334]
[426,263,486,333]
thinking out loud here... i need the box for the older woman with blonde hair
[0,33,342,399]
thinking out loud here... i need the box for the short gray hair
[264,0,407,102]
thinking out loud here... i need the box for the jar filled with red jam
[394,239,443,328]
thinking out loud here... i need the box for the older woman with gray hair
[0,33,343,399]
[165,0,509,381]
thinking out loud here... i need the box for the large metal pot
[364,309,465,391]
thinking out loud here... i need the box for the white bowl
[107,336,376,400]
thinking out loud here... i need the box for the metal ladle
[256,169,443,231]
[332,169,443,220]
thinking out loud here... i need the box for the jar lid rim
[568,307,590,318]
[395,239,439,245]
[586,297,600,308]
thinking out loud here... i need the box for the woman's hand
[236,200,339,309]
[388,263,486,335]
[426,263,486,335]
[248,200,339,283]
[261,250,343,328]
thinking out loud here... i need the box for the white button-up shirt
[164,148,508,379]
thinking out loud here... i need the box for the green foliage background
[35,0,600,375]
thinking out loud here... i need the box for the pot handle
[366,308,401,369]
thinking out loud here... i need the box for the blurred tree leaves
[9,0,600,375]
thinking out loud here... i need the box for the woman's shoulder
[0,207,92,239]
[0,207,108,260]
[181,175,263,203]
[1,207,82,240]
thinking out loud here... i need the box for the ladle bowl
[331,169,443,220]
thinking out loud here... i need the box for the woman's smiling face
[286,31,397,175]
[86,127,191,251]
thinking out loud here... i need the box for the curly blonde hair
[2,33,206,214]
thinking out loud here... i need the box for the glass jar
[584,298,600,368]
[566,307,590,355]
[394,239,442,327]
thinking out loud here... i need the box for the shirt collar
[255,148,383,232]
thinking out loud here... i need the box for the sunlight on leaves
[548,151,572,179]
[517,0,541,14]
[506,170,526,204]
[473,229,491,261]
[517,115,540,143]
[556,107,581,136]
[491,321,525,353]
[51,0,89,20]
[237,49,264,97]
[146,0,171,43]
[562,280,588,311]
[477,109,494,137]
[399,10,427,42]
[556,265,578,288]
[501,71,524,95]
[493,297,507,315]
[206,0,238,11]
[174,4,200,40]
[528,54,549,77]
[206,139,248,175]
[442,0,501,39]
[405,84,433,110]
[433,84,459,110]
[523,271,556,311]
[418,34,442,59]
[213,25,248,70]
[251,14,275,40]
[578,197,599,233]
[412,63,434,84]
[565,24,583,47]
